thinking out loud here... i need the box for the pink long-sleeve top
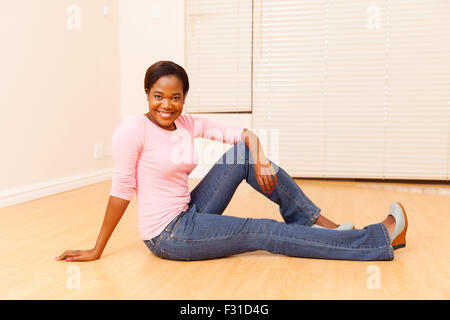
[109,113,245,240]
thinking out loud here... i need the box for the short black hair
[144,61,189,97]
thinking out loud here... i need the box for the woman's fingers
[264,166,278,192]
[56,250,81,261]
[56,250,97,262]
[65,254,84,262]
[262,176,271,193]
[56,247,100,262]
[256,169,277,193]
[255,161,278,193]
[56,251,71,260]
[272,167,278,185]
[263,172,274,191]
[255,174,267,193]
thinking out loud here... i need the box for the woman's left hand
[254,156,278,194]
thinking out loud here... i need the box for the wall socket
[94,144,103,160]
[94,143,112,160]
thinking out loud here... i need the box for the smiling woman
[144,61,189,131]
[56,60,408,263]
[145,75,184,130]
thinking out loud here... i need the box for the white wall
[118,0,252,178]
[119,0,186,119]
[0,0,252,208]
[0,0,120,207]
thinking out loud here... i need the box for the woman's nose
[162,99,169,107]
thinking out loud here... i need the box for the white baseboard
[0,169,113,209]
[0,164,214,209]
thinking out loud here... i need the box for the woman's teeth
[158,111,173,119]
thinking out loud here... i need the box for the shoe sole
[392,202,408,250]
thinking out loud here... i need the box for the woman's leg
[189,141,321,226]
[147,206,394,261]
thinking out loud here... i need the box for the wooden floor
[1,178,449,299]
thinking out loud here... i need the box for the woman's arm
[56,117,143,262]
[241,128,278,194]
[92,196,130,256]
[241,128,266,163]
[56,196,129,262]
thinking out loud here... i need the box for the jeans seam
[158,245,186,260]
[306,207,322,227]
[168,231,390,250]
[170,212,187,237]
[196,164,235,213]
[379,223,394,260]
[153,235,162,250]
[277,182,319,225]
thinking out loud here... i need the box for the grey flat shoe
[388,202,408,250]
[311,222,355,230]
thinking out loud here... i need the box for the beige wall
[0,0,251,208]
[119,0,186,119]
[118,0,252,178]
[0,0,120,206]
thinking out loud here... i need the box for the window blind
[185,0,252,113]
[384,1,450,180]
[185,0,450,180]
[252,0,450,180]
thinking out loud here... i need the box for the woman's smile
[157,110,175,119]
[146,74,185,130]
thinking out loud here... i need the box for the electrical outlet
[94,144,104,160]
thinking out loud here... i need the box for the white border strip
[0,169,113,209]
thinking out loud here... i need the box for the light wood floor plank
[1,179,449,299]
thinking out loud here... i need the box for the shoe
[311,222,355,230]
[388,202,408,250]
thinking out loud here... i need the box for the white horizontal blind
[253,0,327,177]
[324,1,386,178]
[384,1,450,180]
[253,0,450,180]
[185,0,252,113]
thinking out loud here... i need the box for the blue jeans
[144,142,394,261]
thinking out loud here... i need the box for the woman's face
[145,75,185,131]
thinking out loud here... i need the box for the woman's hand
[241,128,278,194]
[254,155,278,194]
[55,248,101,262]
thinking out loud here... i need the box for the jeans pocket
[167,207,192,238]
[148,236,173,260]
[144,239,152,247]
[169,212,186,238]
[144,234,163,253]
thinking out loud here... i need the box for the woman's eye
[154,95,162,99]
[173,97,180,101]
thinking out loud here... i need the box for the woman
[56,61,407,262]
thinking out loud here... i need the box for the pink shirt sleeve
[187,114,245,145]
[110,116,145,201]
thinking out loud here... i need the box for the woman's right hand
[55,248,101,262]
